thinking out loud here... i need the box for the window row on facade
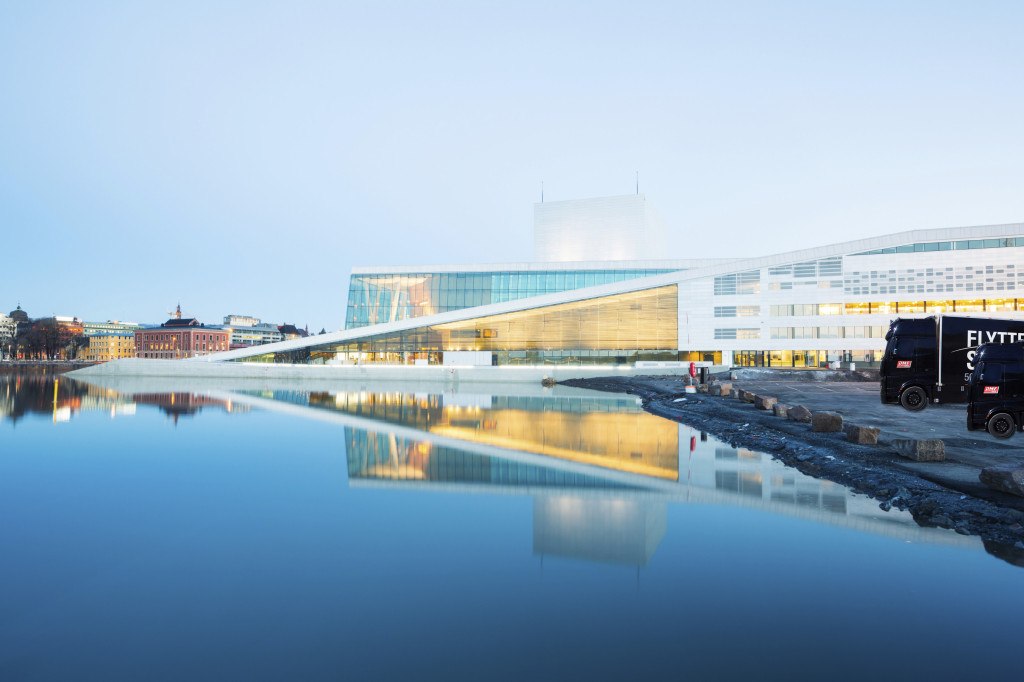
[769,326,889,339]
[753,298,1024,317]
[854,237,1024,256]
[715,325,892,341]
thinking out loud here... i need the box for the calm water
[1,371,1023,681]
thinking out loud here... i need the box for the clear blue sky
[3,0,1023,331]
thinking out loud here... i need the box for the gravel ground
[562,375,1024,562]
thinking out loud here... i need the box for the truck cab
[966,342,1024,438]
[880,318,937,410]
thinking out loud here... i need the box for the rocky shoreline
[562,375,1024,564]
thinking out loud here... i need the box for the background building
[12,315,84,360]
[223,314,261,327]
[278,323,308,340]
[221,315,287,347]
[135,308,229,359]
[81,332,135,362]
[8,305,29,335]
[226,323,285,348]
[83,320,142,336]
[0,312,15,359]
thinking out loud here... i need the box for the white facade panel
[533,194,666,262]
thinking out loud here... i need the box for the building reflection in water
[0,373,243,425]
[330,389,974,567]
[324,391,679,480]
[533,497,667,566]
[62,380,982,567]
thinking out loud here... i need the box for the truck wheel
[899,386,927,411]
[987,412,1016,439]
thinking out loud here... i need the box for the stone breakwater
[561,375,1024,560]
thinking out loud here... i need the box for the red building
[135,311,230,359]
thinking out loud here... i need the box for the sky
[2,0,1024,331]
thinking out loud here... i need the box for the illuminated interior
[240,285,679,365]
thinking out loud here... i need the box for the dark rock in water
[979,466,1024,498]
[811,411,843,433]
[983,539,1024,567]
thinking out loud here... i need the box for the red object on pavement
[689,362,697,377]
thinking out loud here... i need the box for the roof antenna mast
[541,180,544,203]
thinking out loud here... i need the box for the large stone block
[891,439,945,462]
[754,395,778,410]
[787,405,812,422]
[730,388,741,400]
[979,466,1024,497]
[772,404,790,418]
[739,390,757,403]
[717,382,733,396]
[844,424,880,445]
[811,411,843,432]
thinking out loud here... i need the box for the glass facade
[853,237,1024,256]
[734,350,880,368]
[242,285,679,366]
[345,268,678,328]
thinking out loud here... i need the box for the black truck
[880,315,1024,410]
[966,342,1024,438]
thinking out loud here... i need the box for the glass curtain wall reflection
[311,391,680,479]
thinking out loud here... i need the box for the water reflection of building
[132,392,247,423]
[0,375,245,425]
[328,390,979,565]
[320,391,679,480]
[345,427,663,566]
[0,374,140,424]
[534,497,667,566]
[66,380,982,566]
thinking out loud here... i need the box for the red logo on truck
[896,360,912,369]
[984,386,1000,395]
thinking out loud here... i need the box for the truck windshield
[891,340,916,360]
[979,361,1003,384]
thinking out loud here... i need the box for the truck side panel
[938,316,1024,402]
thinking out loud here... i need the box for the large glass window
[987,298,1017,312]
[345,268,678,328]
[255,286,679,365]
